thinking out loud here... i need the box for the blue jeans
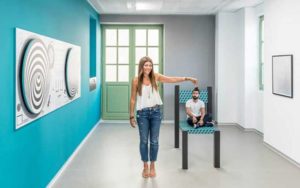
[136,105,162,162]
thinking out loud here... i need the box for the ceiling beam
[87,0,103,14]
[211,0,238,13]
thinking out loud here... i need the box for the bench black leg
[175,121,179,148]
[214,130,220,168]
[182,131,188,169]
[175,85,179,148]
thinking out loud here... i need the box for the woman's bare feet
[149,168,156,177]
[142,168,149,178]
[142,162,149,178]
[149,162,156,177]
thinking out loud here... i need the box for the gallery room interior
[0,0,300,187]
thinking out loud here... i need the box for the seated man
[185,87,213,128]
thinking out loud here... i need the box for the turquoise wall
[0,0,101,187]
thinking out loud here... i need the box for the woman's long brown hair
[137,56,158,96]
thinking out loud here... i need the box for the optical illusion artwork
[15,28,81,129]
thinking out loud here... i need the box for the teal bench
[174,85,220,169]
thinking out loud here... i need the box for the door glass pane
[118,47,129,64]
[148,47,159,64]
[148,29,159,46]
[261,64,264,84]
[135,47,146,64]
[106,65,117,82]
[261,43,264,62]
[106,29,117,46]
[106,47,117,64]
[118,65,129,82]
[261,20,264,40]
[135,29,146,46]
[118,29,129,46]
[154,65,159,73]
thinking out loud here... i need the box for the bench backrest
[179,89,209,104]
[175,85,212,115]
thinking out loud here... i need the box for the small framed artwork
[272,54,293,98]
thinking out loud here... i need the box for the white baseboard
[232,123,264,137]
[162,120,174,124]
[100,119,128,124]
[100,119,174,124]
[264,141,300,169]
[217,122,263,137]
[217,122,237,126]
[47,119,101,188]
[216,123,300,169]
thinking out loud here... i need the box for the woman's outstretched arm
[155,73,198,85]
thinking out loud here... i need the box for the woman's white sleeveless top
[136,84,163,110]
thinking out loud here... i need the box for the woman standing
[129,56,198,178]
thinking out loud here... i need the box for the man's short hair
[192,87,200,93]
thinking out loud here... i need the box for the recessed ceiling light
[127,2,134,9]
[135,2,162,11]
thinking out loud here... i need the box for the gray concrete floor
[52,123,300,188]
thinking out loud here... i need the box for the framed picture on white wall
[272,54,293,98]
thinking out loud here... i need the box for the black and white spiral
[21,38,50,115]
[65,48,79,99]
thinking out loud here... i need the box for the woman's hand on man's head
[188,77,198,86]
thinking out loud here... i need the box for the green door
[102,25,163,120]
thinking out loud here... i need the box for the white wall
[216,4,264,132]
[244,4,264,132]
[215,10,244,124]
[255,4,264,133]
[264,0,300,163]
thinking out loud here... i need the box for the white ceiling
[88,0,264,15]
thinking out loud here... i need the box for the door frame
[101,24,164,120]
